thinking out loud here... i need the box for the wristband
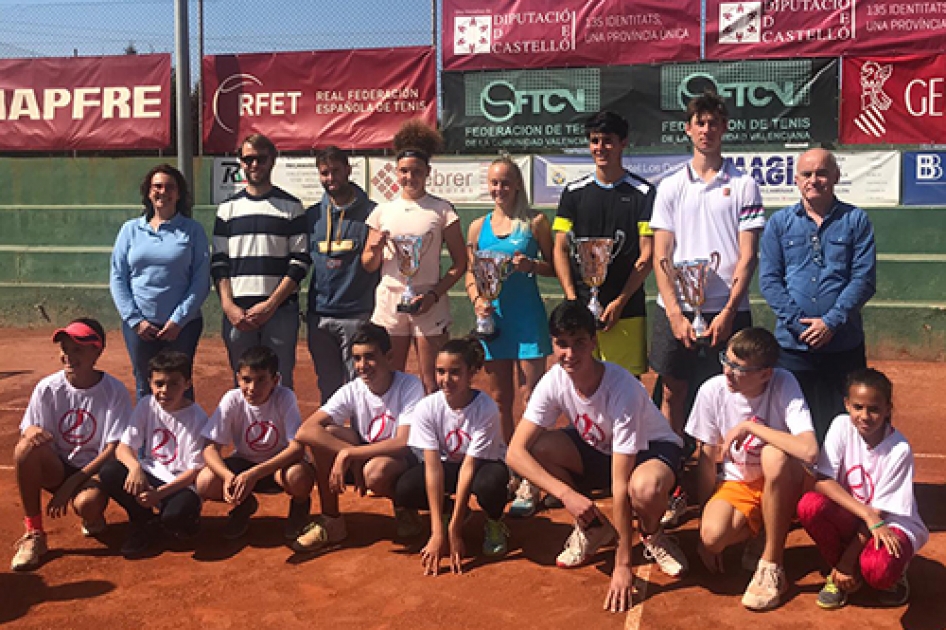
[869,520,887,531]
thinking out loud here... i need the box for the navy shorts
[224,455,284,494]
[563,426,684,494]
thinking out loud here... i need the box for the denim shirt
[759,199,876,353]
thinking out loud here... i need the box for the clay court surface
[0,328,943,629]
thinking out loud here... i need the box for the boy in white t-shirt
[506,301,688,614]
[798,368,927,610]
[290,322,425,552]
[12,319,131,572]
[99,351,209,557]
[686,327,818,611]
[197,346,316,540]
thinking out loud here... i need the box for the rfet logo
[367,412,395,443]
[245,421,280,453]
[151,428,178,465]
[454,16,492,55]
[211,73,302,134]
[58,409,98,446]
[445,427,471,460]
[845,464,875,503]
[573,413,605,449]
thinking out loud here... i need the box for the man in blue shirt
[306,147,379,404]
[759,148,876,444]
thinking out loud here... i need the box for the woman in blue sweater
[110,164,210,400]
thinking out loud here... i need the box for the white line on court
[915,453,946,460]
[625,562,651,629]
[0,465,13,471]
[0,406,26,412]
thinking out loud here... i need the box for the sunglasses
[240,154,270,166]
[719,351,766,374]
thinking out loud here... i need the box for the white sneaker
[742,560,788,611]
[555,521,616,568]
[291,514,347,553]
[508,479,540,518]
[660,488,688,528]
[11,531,47,571]
[642,529,688,577]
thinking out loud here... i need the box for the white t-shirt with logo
[122,395,209,484]
[406,390,505,463]
[686,369,813,483]
[524,362,682,456]
[817,415,929,551]
[203,386,302,464]
[321,371,425,443]
[20,371,131,468]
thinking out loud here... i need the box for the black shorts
[649,305,753,380]
[224,455,284,494]
[635,440,685,488]
[563,427,685,494]
[46,456,84,492]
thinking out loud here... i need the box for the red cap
[52,322,103,349]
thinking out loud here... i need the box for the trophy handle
[659,258,676,282]
[708,251,721,273]
[567,231,577,260]
[610,230,626,262]
[419,230,435,257]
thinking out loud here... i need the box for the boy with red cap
[12,318,132,571]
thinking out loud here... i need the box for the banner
[442,59,838,152]
[203,47,436,153]
[724,150,900,207]
[902,152,946,206]
[367,156,532,205]
[443,0,700,71]
[840,54,946,145]
[532,155,690,206]
[0,54,170,151]
[706,0,946,59]
[212,156,368,207]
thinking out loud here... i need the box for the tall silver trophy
[390,233,430,313]
[661,251,721,340]
[470,248,512,339]
[570,230,626,321]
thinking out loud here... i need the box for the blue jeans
[121,317,203,401]
[222,301,300,389]
[306,311,371,405]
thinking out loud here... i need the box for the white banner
[366,156,532,205]
[724,150,900,208]
[211,156,368,208]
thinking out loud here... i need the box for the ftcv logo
[853,61,893,139]
[454,16,491,55]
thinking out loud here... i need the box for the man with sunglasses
[211,133,311,389]
[686,327,817,611]
[759,148,876,444]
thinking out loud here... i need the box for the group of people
[11,92,927,616]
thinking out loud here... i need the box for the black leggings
[99,459,201,534]
[394,458,509,521]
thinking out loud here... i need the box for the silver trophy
[570,230,626,321]
[390,233,431,313]
[470,248,512,339]
[660,251,721,340]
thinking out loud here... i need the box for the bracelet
[426,290,440,303]
[869,520,887,531]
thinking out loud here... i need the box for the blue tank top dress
[476,213,552,361]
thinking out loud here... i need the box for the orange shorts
[710,479,765,535]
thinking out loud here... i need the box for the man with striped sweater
[211,134,311,389]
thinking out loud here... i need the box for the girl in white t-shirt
[394,337,509,575]
[798,368,928,610]
[362,121,468,394]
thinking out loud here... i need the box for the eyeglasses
[719,351,765,374]
[811,234,824,267]
[240,154,270,166]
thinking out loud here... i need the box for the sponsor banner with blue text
[366,156,532,205]
[902,152,946,206]
[532,154,689,206]
[212,156,368,207]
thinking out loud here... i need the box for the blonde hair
[490,156,534,231]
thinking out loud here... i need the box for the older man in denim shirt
[759,148,876,444]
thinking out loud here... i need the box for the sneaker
[816,575,847,610]
[291,514,347,553]
[741,533,765,572]
[222,495,259,540]
[508,479,540,518]
[660,487,688,529]
[80,517,107,537]
[875,573,910,607]
[284,497,311,540]
[642,529,688,577]
[11,531,47,571]
[395,507,424,539]
[482,519,509,557]
[121,524,153,558]
[555,521,616,569]
[742,560,788,611]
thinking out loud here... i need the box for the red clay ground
[0,328,943,629]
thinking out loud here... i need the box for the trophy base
[396,302,420,314]
[694,333,712,346]
[472,327,500,342]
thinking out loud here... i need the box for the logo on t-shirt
[845,464,875,504]
[245,421,280,453]
[574,413,605,449]
[445,427,471,460]
[151,428,179,465]
[732,415,765,471]
[58,409,98,446]
[367,412,395,443]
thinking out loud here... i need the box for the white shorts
[371,284,451,337]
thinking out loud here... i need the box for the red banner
[840,54,946,145]
[203,47,436,153]
[442,0,700,71]
[706,1,946,60]
[0,55,170,151]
